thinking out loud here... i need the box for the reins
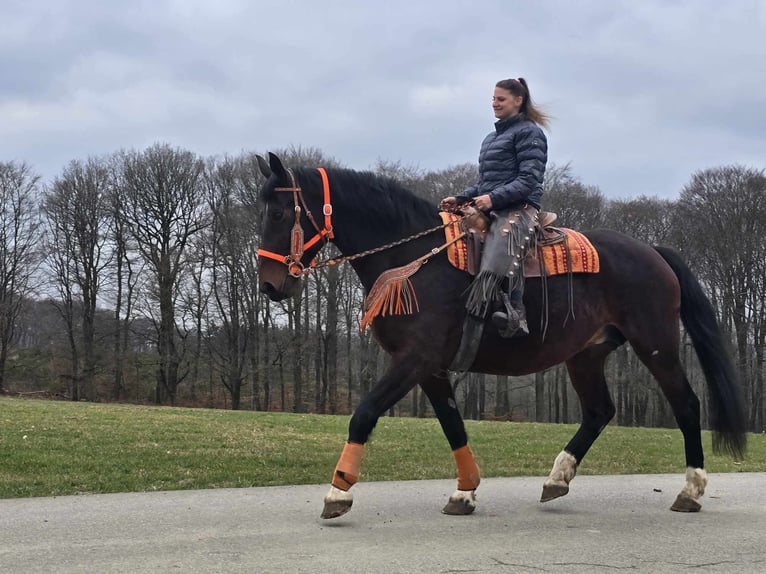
[257,167,466,277]
[312,219,464,271]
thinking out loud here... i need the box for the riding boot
[491,290,519,338]
[511,287,529,336]
[491,285,529,338]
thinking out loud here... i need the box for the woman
[441,78,549,338]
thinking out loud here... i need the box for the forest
[1,145,764,433]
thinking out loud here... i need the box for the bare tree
[374,159,431,199]
[232,153,267,410]
[43,158,112,401]
[337,263,366,412]
[674,165,766,431]
[316,262,340,413]
[117,144,208,405]
[179,228,212,404]
[43,206,79,398]
[752,254,766,430]
[107,163,144,401]
[605,195,675,244]
[422,163,479,205]
[204,156,252,410]
[543,163,606,229]
[0,162,42,392]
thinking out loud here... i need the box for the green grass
[1,396,764,499]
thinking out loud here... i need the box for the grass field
[1,396,763,499]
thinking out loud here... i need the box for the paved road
[2,473,765,573]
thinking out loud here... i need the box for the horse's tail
[654,245,747,458]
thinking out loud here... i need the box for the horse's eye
[270,208,285,222]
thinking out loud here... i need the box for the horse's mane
[266,166,439,236]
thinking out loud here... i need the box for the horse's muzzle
[258,258,303,301]
[259,280,289,301]
[259,273,302,301]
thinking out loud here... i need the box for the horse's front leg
[421,372,480,515]
[321,359,426,519]
[321,442,363,519]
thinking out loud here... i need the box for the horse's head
[257,153,333,301]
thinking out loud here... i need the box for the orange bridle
[257,167,334,278]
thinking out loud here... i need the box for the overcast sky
[2,0,764,199]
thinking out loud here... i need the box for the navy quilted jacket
[461,113,547,210]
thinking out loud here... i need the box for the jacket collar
[495,112,525,133]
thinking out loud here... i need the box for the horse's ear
[256,154,272,178]
[268,152,287,178]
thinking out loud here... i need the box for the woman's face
[492,87,523,120]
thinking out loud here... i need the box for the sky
[2,0,765,199]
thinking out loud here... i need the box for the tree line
[1,145,764,433]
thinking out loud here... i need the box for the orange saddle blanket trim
[439,212,600,276]
[536,228,600,276]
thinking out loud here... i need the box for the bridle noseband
[257,167,334,278]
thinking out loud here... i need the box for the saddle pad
[441,217,599,277]
[537,229,600,275]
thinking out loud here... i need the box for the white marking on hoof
[321,486,354,519]
[679,467,707,499]
[541,451,577,502]
[442,489,477,515]
[544,450,578,489]
[325,485,353,503]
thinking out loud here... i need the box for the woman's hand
[473,194,493,211]
[439,196,459,210]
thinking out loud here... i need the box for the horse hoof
[540,482,569,503]
[321,499,353,519]
[321,486,353,519]
[671,494,701,513]
[442,490,477,515]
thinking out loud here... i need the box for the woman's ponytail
[496,78,550,129]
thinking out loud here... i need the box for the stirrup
[491,309,527,338]
[491,312,529,338]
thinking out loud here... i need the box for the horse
[255,152,747,520]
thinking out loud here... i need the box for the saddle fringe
[361,260,422,331]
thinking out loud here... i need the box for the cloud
[1,0,764,199]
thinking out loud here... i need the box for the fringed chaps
[464,206,538,318]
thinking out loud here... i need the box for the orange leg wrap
[331,442,365,491]
[453,445,481,491]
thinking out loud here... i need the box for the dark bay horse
[256,153,746,519]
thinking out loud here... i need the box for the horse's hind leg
[541,340,618,502]
[630,341,706,512]
[420,372,481,515]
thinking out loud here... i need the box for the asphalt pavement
[2,473,765,573]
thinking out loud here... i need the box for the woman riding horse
[256,149,746,521]
[441,77,549,339]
